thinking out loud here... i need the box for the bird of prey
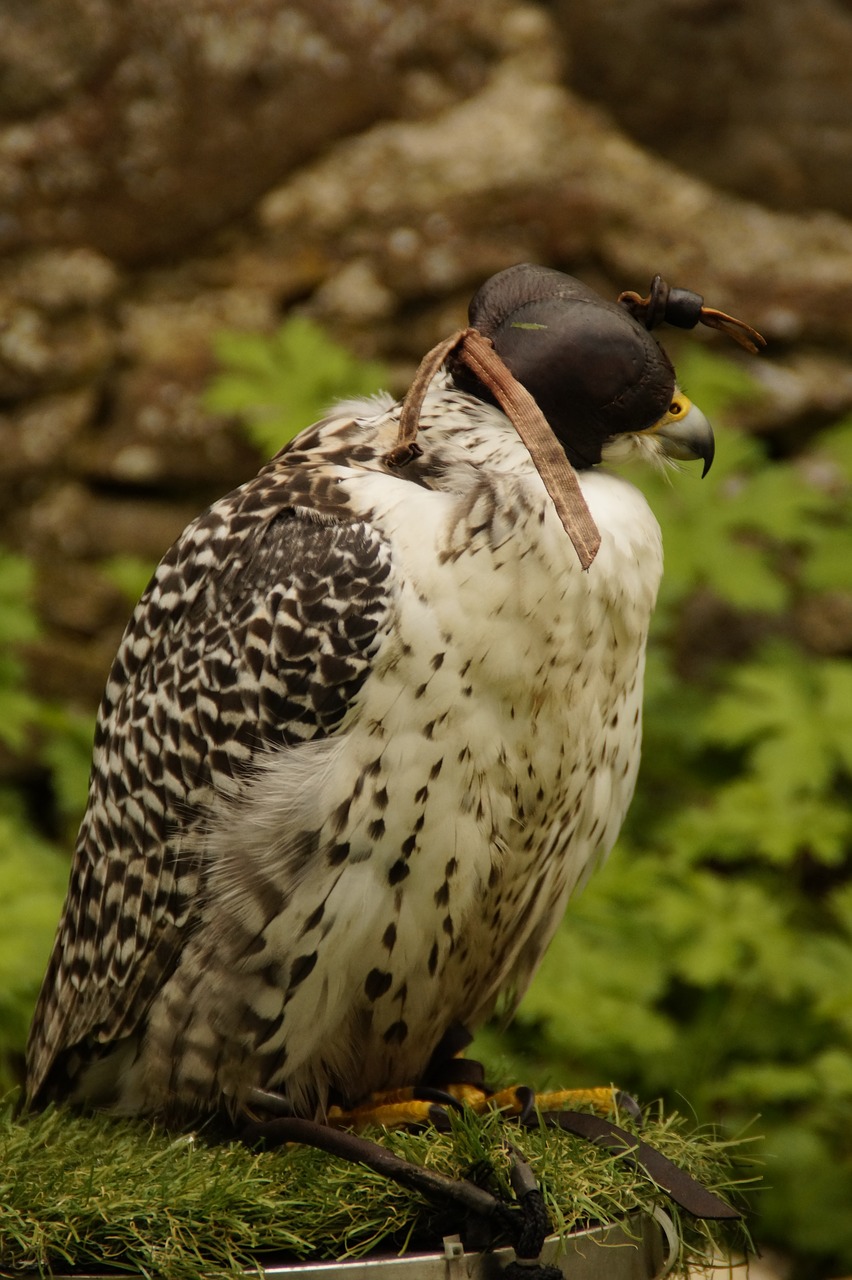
[25,264,760,1124]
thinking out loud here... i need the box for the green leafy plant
[0,808,70,1077]
[100,552,158,606]
[0,552,43,753]
[481,351,852,1275]
[205,316,389,457]
[0,553,79,1087]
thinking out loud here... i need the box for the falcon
[25,264,761,1123]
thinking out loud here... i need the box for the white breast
[129,407,663,1116]
[268,434,665,1084]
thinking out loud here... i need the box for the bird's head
[462,263,716,476]
[388,263,764,568]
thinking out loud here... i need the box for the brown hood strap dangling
[384,327,602,572]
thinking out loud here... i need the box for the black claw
[412,1086,466,1111]
[420,1023,485,1089]
[614,1090,644,1129]
[514,1086,537,1125]
[428,1104,453,1132]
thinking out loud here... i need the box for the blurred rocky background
[4,0,852,706]
[3,2,852,1276]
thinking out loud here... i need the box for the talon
[613,1090,644,1128]
[428,1104,453,1132]
[326,1096,434,1130]
[412,1086,466,1111]
[514,1086,537,1125]
[322,1079,632,1133]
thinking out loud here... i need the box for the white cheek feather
[600,431,680,472]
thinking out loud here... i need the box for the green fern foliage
[0,807,69,1080]
[497,350,852,1273]
[0,554,74,1086]
[0,552,43,752]
[205,317,389,456]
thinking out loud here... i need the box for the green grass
[0,1098,752,1278]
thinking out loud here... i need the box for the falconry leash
[244,1099,740,1278]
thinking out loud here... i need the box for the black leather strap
[527,1111,741,1221]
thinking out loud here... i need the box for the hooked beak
[643,393,715,477]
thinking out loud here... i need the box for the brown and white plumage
[25,265,714,1120]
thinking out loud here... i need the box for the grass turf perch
[25,264,763,1124]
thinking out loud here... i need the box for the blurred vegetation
[0,553,94,1069]
[478,347,852,1277]
[204,317,389,458]
[1,318,850,1276]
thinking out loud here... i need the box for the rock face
[0,0,501,262]
[2,0,852,708]
[555,0,852,220]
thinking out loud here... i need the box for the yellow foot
[326,1088,455,1130]
[327,1082,636,1131]
[485,1084,629,1117]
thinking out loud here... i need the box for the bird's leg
[242,1022,639,1132]
[413,1023,641,1128]
[418,1085,641,1130]
[509,1086,644,1126]
[319,1023,639,1131]
[321,1024,482,1129]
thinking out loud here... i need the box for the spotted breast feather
[25,263,721,1121]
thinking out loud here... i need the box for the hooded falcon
[25,264,758,1123]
